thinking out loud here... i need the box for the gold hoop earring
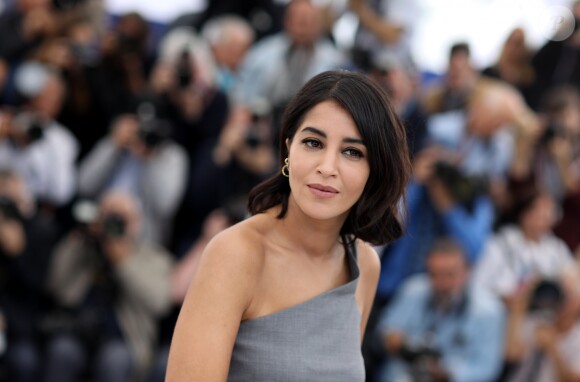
[281,157,289,178]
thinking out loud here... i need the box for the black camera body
[101,213,126,239]
[0,196,22,222]
[138,119,170,149]
[433,161,486,207]
[176,50,193,89]
[13,112,44,145]
[52,0,88,11]
[400,342,442,382]
[528,279,564,318]
[400,342,442,364]
[539,123,566,145]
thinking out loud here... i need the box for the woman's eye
[344,148,364,159]
[303,138,322,148]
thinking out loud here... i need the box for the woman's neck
[272,195,347,259]
[520,226,543,243]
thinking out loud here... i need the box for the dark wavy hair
[247,70,412,245]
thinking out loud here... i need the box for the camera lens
[101,213,126,238]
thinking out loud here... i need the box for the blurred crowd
[0,0,579,381]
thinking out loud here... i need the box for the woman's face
[519,194,558,239]
[286,100,370,222]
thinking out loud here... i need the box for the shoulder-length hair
[247,70,412,245]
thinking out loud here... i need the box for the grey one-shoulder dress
[227,243,365,381]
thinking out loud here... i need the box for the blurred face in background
[31,74,65,120]
[284,0,322,47]
[98,191,141,239]
[556,103,580,137]
[213,33,253,72]
[427,249,469,305]
[519,194,558,241]
[447,50,475,92]
[18,0,51,11]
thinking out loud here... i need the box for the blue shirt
[377,181,494,298]
[379,275,506,382]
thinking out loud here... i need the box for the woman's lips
[308,184,339,198]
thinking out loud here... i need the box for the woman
[165,70,412,381]
[474,191,576,301]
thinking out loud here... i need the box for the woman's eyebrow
[300,126,365,145]
[300,126,326,137]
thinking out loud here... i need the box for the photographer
[378,239,505,382]
[0,169,58,382]
[0,0,58,64]
[377,145,494,302]
[78,111,187,247]
[507,85,580,255]
[0,64,79,208]
[503,276,580,382]
[44,190,173,382]
[474,191,576,302]
[213,102,276,179]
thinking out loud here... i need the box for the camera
[433,161,487,207]
[138,118,171,149]
[0,196,22,221]
[400,342,442,382]
[244,99,272,149]
[400,342,442,364]
[12,111,44,145]
[539,123,566,145]
[528,279,564,321]
[176,49,193,89]
[134,100,172,149]
[52,0,88,11]
[101,213,126,239]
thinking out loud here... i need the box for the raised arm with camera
[413,146,494,262]
[78,113,187,245]
[213,105,275,176]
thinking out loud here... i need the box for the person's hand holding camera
[102,234,132,265]
[426,359,451,382]
[0,211,25,257]
[535,323,558,351]
[0,109,12,141]
[150,63,176,95]
[99,213,132,265]
[383,331,406,354]
[213,107,251,166]
[414,148,460,211]
[111,114,139,150]
[547,135,573,165]
[0,194,25,257]
[22,7,56,41]
[413,148,439,184]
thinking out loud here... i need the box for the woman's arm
[355,241,381,342]
[165,227,262,381]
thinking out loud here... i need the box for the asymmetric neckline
[241,240,360,325]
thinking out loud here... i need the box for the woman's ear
[285,138,290,153]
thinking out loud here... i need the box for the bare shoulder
[355,240,381,281]
[166,214,272,380]
[354,240,381,336]
[200,214,269,282]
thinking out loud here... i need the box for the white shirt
[509,318,580,382]
[474,225,574,297]
[0,122,78,206]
